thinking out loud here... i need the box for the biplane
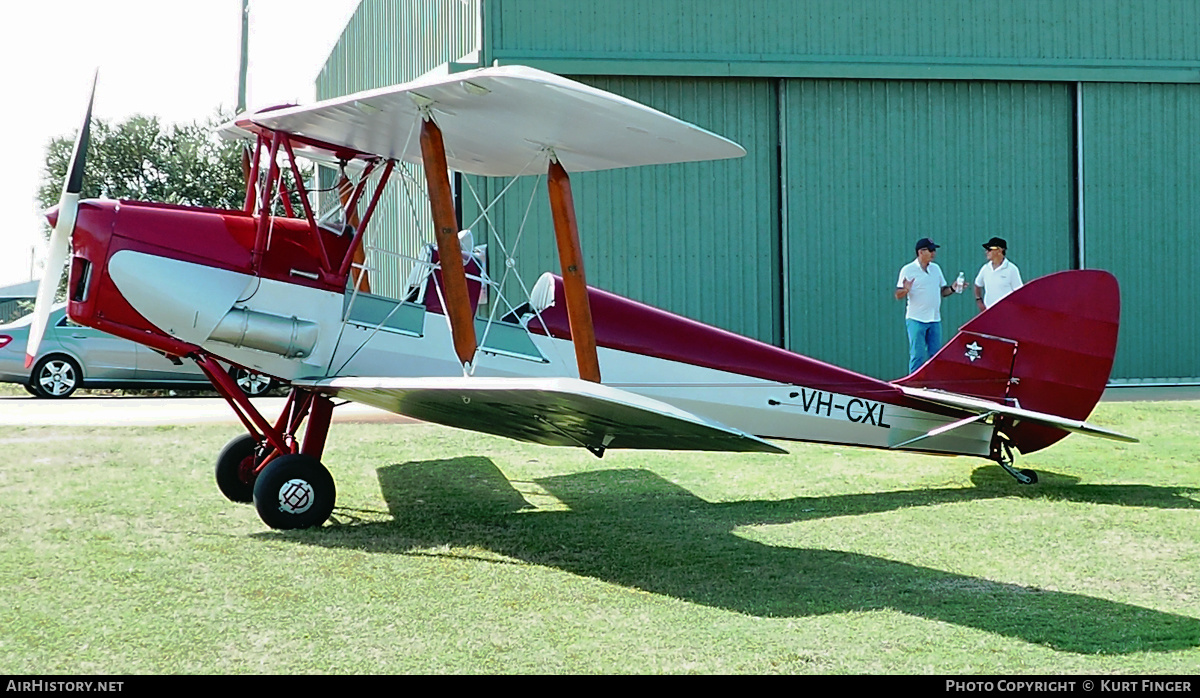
[30,65,1136,529]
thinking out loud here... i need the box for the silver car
[0,305,277,398]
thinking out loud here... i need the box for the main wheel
[252,454,336,529]
[230,367,275,397]
[215,433,265,504]
[31,355,81,398]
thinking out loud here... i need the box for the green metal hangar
[318,0,1200,385]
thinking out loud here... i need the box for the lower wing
[293,376,787,455]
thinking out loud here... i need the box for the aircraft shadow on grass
[268,458,1200,655]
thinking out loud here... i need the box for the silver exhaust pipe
[209,307,317,359]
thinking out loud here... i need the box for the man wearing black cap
[895,237,960,374]
[973,237,1023,311]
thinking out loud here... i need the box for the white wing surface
[294,376,786,454]
[224,65,746,176]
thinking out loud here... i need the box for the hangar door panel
[782,80,1074,380]
[1081,82,1200,383]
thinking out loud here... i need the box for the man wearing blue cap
[895,237,962,374]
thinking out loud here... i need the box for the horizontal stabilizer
[898,386,1138,444]
[294,376,787,455]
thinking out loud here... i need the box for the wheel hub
[278,478,315,514]
[40,362,75,395]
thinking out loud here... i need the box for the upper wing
[293,375,786,455]
[898,386,1138,444]
[221,65,746,176]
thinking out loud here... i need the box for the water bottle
[954,271,965,293]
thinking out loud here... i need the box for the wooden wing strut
[547,159,601,383]
[420,117,478,368]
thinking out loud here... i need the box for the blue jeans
[906,319,942,374]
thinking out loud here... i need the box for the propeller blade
[27,72,96,369]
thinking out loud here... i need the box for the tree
[39,111,314,234]
[38,111,248,220]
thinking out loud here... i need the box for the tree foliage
[39,111,318,240]
[38,112,247,217]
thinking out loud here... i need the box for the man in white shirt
[896,237,961,374]
[973,237,1023,311]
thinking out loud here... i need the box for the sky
[0,0,364,288]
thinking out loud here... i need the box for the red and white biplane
[31,66,1136,529]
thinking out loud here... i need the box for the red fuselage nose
[60,200,196,356]
[58,198,348,358]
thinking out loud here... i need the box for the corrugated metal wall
[1081,83,1200,382]
[783,80,1075,379]
[488,0,1200,79]
[318,0,1200,382]
[316,0,479,299]
[483,0,1200,383]
[319,0,478,91]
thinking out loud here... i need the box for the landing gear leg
[196,351,339,529]
[991,432,1038,485]
[251,392,337,530]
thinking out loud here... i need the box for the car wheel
[31,355,81,398]
[22,383,38,396]
[230,367,275,397]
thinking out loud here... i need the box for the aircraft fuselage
[63,199,990,457]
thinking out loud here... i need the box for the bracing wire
[333,138,576,377]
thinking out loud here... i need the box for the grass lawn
[0,399,1197,673]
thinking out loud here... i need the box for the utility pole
[238,0,252,187]
[237,0,249,114]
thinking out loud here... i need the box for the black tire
[31,355,81,398]
[230,367,275,397]
[252,454,336,529]
[1018,468,1039,485]
[215,433,264,504]
[22,383,38,396]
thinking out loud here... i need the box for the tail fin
[895,270,1121,454]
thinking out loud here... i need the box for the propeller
[27,72,96,369]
